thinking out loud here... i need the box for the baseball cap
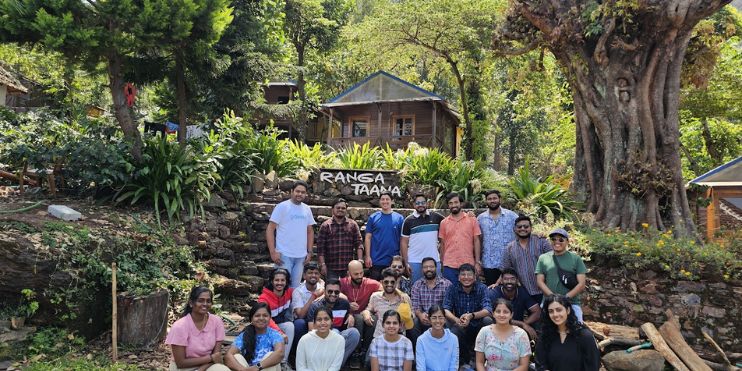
[548,228,569,239]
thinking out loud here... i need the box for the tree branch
[593,18,615,66]
[493,38,541,56]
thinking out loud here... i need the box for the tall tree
[349,0,501,160]
[284,0,347,140]
[495,0,733,235]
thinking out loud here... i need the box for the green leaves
[509,163,576,220]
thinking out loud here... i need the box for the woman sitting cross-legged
[369,309,414,371]
[165,286,229,371]
[225,302,284,371]
[474,298,531,371]
[295,307,345,371]
[415,304,459,371]
[535,295,600,371]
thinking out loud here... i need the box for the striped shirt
[502,235,553,296]
[410,276,452,313]
[477,208,518,269]
[402,211,444,263]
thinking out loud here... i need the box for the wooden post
[19,162,27,195]
[432,102,437,147]
[112,262,118,361]
[641,322,690,371]
[46,169,57,196]
[706,188,716,241]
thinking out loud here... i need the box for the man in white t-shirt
[267,180,317,288]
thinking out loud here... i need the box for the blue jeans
[279,255,305,288]
[442,266,459,284]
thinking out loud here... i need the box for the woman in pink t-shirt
[165,286,228,371]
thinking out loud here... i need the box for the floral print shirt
[477,208,518,269]
[474,325,531,371]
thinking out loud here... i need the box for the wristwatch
[256,362,263,371]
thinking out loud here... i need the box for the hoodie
[258,286,294,332]
[295,330,344,371]
[415,328,459,371]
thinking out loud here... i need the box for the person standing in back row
[317,198,363,280]
[535,228,587,322]
[401,194,444,283]
[267,180,317,288]
[439,192,482,285]
[477,189,518,286]
[365,192,405,281]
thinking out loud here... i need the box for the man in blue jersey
[364,191,405,281]
[400,193,444,283]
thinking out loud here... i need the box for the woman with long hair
[414,304,459,371]
[535,295,600,371]
[225,302,284,371]
[474,299,530,371]
[369,309,414,371]
[295,307,345,371]
[165,286,229,371]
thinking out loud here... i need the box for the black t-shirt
[535,327,601,371]
[306,298,351,331]
[488,286,538,322]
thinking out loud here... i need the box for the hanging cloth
[124,83,137,107]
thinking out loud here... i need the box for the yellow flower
[641,223,649,229]
[724,274,730,280]
[684,271,692,276]
[635,252,642,257]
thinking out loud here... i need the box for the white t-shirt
[270,200,316,258]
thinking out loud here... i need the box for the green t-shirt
[535,251,587,304]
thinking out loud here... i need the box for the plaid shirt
[317,217,362,271]
[411,276,452,313]
[443,281,492,325]
[398,277,412,296]
[503,235,552,296]
[369,336,414,371]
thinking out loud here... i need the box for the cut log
[0,170,38,186]
[641,322,690,371]
[702,331,734,368]
[659,312,711,371]
[586,321,641,340]
[598,337,644,350]
[116,290,169,349]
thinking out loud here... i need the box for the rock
[48,205,82,221]
[239,275,265,293]
[222,211,239,221]
[278,179,295,191]
[603,349,665,371]
[214,278,253,296]
[218,225,231,239]
[264,171,277,189]
[680,293,701,306]
[208,259,233,268]
[674,281,705,293]
[252,176,265,193]
[205,194,226,208]
[639,283,658,294]
[172,233,189,246]
[702,305,725,318]
[0,326,36,344]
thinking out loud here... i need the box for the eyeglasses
[515,224,531,229]
[550,236,567,243]
[414,200,427,205]
[326,289,340,295]
[382,280,397,285]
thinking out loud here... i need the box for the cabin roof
[689,156,742,187]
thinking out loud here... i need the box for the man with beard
[362,268,413,339]
[390,255,412,295]
[267,180,317,288]
[477,189,518,285]
[439,192,482,284]
[401,193,444,283]
[340,260,381,360]
[488,268,541,340]
[502,215,552,304]
[317,198,363,280]
[443,263,493,368]
[289,262,324,366]
[306,278,361,368]
[364,192,405,281]
[409,257,452,346]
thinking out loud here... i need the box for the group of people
[166,181,601,371]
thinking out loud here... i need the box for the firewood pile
[589,310,741,371]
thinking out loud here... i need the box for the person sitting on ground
[362,268,414,339]
[290,262,324,366]
[165,286,228,371]
[535,295,600,371]
[369,310,414,371]
[415,304,459,371]
[296,307,345,371]
[225,302,283,371]
[487,268,540,340]
[306,278,360,367]
[390,255,413,295]
[443,263,493,369]
[340,260,382,359]
[258,268,294,365]
[475,299,531,371]
[409,257,452,346]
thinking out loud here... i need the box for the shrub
[509,164,576,220]
[583,227,741,281]
[404,146,454,186]
[335,142,383,169]
[287,140,337,171]
[247,126,300,177]
[115,135,220,225]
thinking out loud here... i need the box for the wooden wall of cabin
[263,85,295,104]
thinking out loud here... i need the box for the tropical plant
[287,140,337,170]
[248,126,301,176]
[115,135,220,225]
[13,289,39,318]
[434,160,488,207]
[335,142,383,169]
[509,164,576,220]
[405,147,454,186]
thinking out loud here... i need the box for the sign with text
[317,168,403,198]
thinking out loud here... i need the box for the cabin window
[393,116,415,136]
[347,118,368,137]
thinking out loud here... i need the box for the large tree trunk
[514,0,729,236]
[107,52,143,162]
[175,49,188,146]
[449,59,473,160]
[295,42,307,141]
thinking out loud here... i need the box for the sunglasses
[550,236,567,243]
[515,224,531,229]
[390,265,404,269]
[414,200,427,205]
[326,289,340,295]
[382,280,397,285]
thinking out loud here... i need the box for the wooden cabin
[689,156,742,240]
[312,71,461,156]
[0,64,28,109]
[254,81,319,140]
